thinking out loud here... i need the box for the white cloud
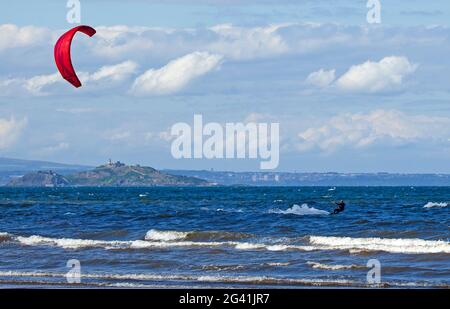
[131,51,223,96]
[92,26,157,59]
[298,110,450,152]
[95,25,154,42]
[0,117,27,150]
[207,23,289,60]
[0,23,445,99]
[0,22,348,63]
[92,23,291,61]
[0,22,445,66]
[0,24,51,52]
[24,73,61,95]
[305,69,336,88]
[85,60,138,83]
[335,56,418,93]
[0,61,138,96]
[38,142,70,155]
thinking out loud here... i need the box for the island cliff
[7,161,209,187]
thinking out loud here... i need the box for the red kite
[54,25,96,88]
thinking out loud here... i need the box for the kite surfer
[332,200,346,215]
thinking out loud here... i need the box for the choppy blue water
[0,187,449,288]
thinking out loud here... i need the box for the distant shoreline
[2,157,450,186]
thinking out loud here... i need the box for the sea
[0,186,449,288]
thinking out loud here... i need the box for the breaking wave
[0,270,365,287]
[266,262,290,267]
[423,202,448,208]
[308,236,450,254]
[145,229,251,242]
[215,208,244,213]
[2,231,314,252]
[306,261,364,270]
[145,229,189,241]
[201,264,246,271]
[0,232,12,242]
[269,204,329,216]
[234,243,302,251]
[14,234,227,250]
[3,230,449,254]
[0,270,447,288]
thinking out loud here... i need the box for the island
[6,161,210,187]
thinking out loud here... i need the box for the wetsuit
[333,201,345,214]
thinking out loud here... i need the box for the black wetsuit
[333,202,345,214]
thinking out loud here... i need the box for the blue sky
[2,0,450,28]
[1,0,450,173]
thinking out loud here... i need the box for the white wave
[424,202,448,208]
[106,282,152,288]
[266,262,290,267]
[8,230,448,255]
[234,242,316,252]
[129,240,225,249]
[349,249,366,254]
[266,245,289,251]
[201,264,246,271]
[0,232,12,242]
[216,208,243,213]
[234,242,266,250]
[6,231,316,252]
[188,275,355,287]
[0,270,184,281]
[16,235,128,249]
[0,232,11,236]
[1,270,448,288]
[309,236,450,254]
[0,270,358,287]
[144,229,250,242]
[144,229,189,241]
[269,204,329,216]
[13,233,222,250]
[307,261,363,270]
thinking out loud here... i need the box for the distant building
[106,160,125,168]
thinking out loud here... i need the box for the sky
[1,0,450,173]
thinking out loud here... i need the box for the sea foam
[0,232,12,242]
[7,230,314,252]
[1,270,447,288]
[423,202,448,208]
[5,230,449,254]
[144,229,189,241]
[306,261,363,270]
[0,270,360,287]
[308,236,450,254]
[269,204,329,216]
